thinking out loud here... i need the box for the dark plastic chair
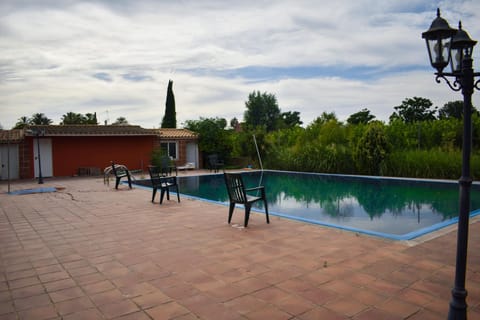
[111,161,132,189]
[208,154,224,173]
[223,172,269,227]
[148,165,180,204]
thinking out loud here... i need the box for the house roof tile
[0,125,198,143]
[24,125,156,136]
[0,129,24,144]
[153,128,198,139]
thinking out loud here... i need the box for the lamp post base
[448,288,468,319]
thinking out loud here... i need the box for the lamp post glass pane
[427,37,451,71]
[450,47,463,73]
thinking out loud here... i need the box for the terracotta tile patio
[0,173,479,319]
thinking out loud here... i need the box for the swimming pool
[135,170,480,240]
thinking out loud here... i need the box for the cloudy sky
[1,0,479,129]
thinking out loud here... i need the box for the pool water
[136,170,480,240]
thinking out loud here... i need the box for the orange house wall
[52,136,156,177]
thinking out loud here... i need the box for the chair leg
[152,189,157,203]
[264,199,270,224]
[160,189,166,204]
[115,177,120,189]
[175,186,180,203]
[127,175,132,189]
[244,205,251,227]
[228,202,235,224]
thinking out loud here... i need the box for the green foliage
[258,113,476,179]
[353,122,389,175]
[181,96,478,179]
[383,149,466,179]
[473,112,480,149]
[61,112,83,124]
[244,91,281,132]
[438,100,463,120]
[30,113,53,125]
[347,108,375,125]
[390,97,437,123]
[84,113,98,124]
[14,116,30,129]
[14,114,53,128]
[263,126,303,170]
[161,80,177,128]
[230,117,239,129]
[438,100,479,120]
[112,117,129,125]
[280,111,303,128]
[60,112,98,125]
[150,147,166,168]
[183,117,232,161]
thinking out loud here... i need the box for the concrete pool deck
[1,172,479,319]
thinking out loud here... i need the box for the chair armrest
[245,186,264,192]
[161,176,177,184]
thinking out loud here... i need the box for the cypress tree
[161,80,177,128]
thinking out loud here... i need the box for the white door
[186,142,198,168]
[0,144,19,180]
[33,138,53,178]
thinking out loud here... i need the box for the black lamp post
[422,9,480,320]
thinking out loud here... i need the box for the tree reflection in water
[136,170,480,237]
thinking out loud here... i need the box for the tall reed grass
[382,149,480,180]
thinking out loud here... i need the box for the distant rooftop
[0,125,198,142]
[25,125,156,136]
[153,128,198,139]
[0,129,24,143]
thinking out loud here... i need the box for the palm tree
[29,113,52,125]
[14,116,30,129]
[60,112,85,124]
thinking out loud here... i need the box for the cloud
[93,72,113,82]
[122,73,154,82]
[1,0,479,129]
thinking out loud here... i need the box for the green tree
[280,111,303,128]
[438,101,463,120]
[230,117,239,130]
[347,108,376,125]
[14,116,30,129]
[161,79,177,128]
[60,112,86,124]
[29,113,53,125]
[183,117,231,160]
[244,91,281,132]
[438,100,479,119]
[112,117,129,125]
[389,97,437,123]
[84,112,98,124]
[354,121,389,175]
[311,112,338,126]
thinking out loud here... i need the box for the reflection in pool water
[136,170,480,240]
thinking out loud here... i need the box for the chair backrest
[111,161,121,176]
[224,173,247,203]
[208,154,218,165]
[149,165,177,187]
[148,165,162,187]
[111,161,129,175]
[111,162,116,172]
